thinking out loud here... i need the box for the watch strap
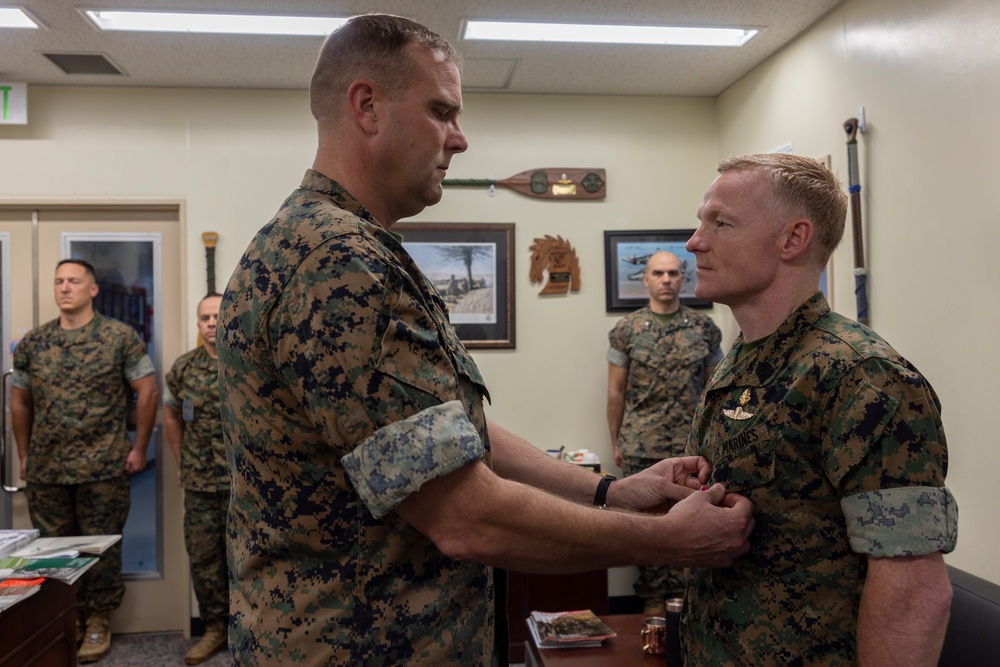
[593,474,616,508]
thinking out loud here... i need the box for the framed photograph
[603,229,711,312]
[395,222,515,349]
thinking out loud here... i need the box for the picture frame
[395,222,515,349]
[603,229,711,312]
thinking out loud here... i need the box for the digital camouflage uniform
[165,345,229,626]
[12,312,154,614]
[218,170,494,667]
[683,294,958,666]
[608,304,722,600]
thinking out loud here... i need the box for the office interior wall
[3,0,995,590]
[0,87,719,595]
[716,0,999,583]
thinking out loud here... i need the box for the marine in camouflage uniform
[12,311,155,615]
[607,302,722,602]
[217,170,494,666]
[683,293,958,666]
[164,343,229,629]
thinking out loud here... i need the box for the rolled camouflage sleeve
[842,486,958,557]
[607,319,631,368]
[825,357,956,556]
[343,400,485,519]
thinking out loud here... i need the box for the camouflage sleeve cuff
[607,347,629,368]
[11,369,29,390]
[125,355,156,383]
[841,486,958,557]
[342,400,485,519]
[162,385,180,409]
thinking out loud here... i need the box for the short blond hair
[718,153,847,265]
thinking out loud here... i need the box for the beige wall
[716,0,999,584]
[1,0,995,591]
[0,86,720,595]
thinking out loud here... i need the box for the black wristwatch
[593,474,616,508]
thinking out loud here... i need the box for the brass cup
[640,616,667,655]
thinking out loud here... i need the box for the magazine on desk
[0,581,42,612]
[0,529,40,557]
[0,556,99,585]
[527,609,617,649]
[10,534,121,558]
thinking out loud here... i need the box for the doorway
[0,203,187,634]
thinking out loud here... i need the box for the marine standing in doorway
[12,258,158,663]
[164,292,228,665]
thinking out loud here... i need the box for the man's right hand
[657,483,754,568]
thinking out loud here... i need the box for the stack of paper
[0,556,99,586]
[10,535,121,559]
[0,529,40,557]
[527,609,617,649]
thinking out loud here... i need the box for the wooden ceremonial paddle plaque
[444,168,606,200]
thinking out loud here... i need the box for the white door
[0,203,188,635]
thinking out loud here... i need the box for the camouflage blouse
[218,170,494,666]
[683,293,957,666]
[13,313,153,484]
[164,345,227,492]
[608,304,723,459]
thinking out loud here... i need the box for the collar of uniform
[58,311,103,344]
[643,303,693,331]
[300,169,379,227]
[711,292,830,389]
[192,344,218,367]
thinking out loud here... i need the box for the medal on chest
[722,388,755,421]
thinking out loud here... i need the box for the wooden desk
[524,614,666,667]
[0,580,77,667]
[506,570,609,663]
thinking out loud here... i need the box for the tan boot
[77,612,111,663]
[184,620,227,665]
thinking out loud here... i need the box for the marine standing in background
[164,293,228,665]
[683,153,957,665]
[607,250,723,615]
[11,258,158,664]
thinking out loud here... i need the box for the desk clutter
[0,530,120,613]
[545,448,603,474]
[527,609,617,649]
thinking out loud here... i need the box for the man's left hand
[125,448,148,475]
[608,456,711,512]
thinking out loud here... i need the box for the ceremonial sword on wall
[844,118,869,325]
[198,231,219,347]
[443,167,606,200]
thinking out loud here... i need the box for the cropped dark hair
[309,13,459,123]
[56,258,97,281]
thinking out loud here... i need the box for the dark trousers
[27,477,131,614]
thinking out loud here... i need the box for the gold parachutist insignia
[723,388,754,421]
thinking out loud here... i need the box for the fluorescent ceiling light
[0,7,39,29]
[463,20,758,47]
[84,10,346,36]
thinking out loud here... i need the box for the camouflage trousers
[623,457,686,602]
[183,489,229,624]
[27,477,130,614]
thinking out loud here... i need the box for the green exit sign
[0,83,27,124]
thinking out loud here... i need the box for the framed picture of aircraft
[603,229,711,312]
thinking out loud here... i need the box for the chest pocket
[712,427,833,582]
[628,330,709,399]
